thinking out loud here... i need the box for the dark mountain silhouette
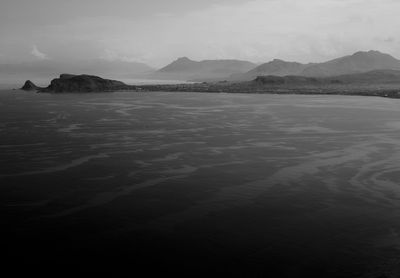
[153,57,257,81]
[39,74,133,93]
[233,50,400,81]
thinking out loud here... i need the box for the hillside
[135,69,400,99]
[328,69,400,84]
[253,69,400,85]
[233,50,400,81]
[302,50,400,77]
[230,59,311,81]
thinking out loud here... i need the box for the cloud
[31,45,49,59]
[10,0,400,66]
[93,0,400,65]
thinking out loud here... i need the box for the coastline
[137,82,400,99]
[13,73,400,99]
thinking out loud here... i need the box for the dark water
[2,90,400,276]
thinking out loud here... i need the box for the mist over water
[2,90,400,276]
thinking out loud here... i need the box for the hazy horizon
[1,0,400,68]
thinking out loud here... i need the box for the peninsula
[35,74,136,93]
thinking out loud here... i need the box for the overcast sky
[1,0,399,67]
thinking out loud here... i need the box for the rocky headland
[21,80,42,91]
[38,74,136,93]
[20,68,400,99]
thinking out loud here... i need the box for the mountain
[233,50,400,81]
[301,50,400,77]
[153,57,257,81]
[6,50,400,85]
[230,59,312,81]
[158,57,197,72]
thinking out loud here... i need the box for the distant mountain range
[150,57,257,81]
[3,50,400,85]
[231,50,400,81]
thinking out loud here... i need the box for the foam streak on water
[2,90,400,276]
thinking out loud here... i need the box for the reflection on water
[2,90,400,276]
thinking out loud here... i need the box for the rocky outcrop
[39,74,134,93]
[21,80,41,91]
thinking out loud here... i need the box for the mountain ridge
[152,57,257,81]
[231,50,400,81]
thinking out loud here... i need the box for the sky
[1,0,400,67]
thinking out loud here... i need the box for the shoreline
[11,74,400,99]
[136,82,400,99]
[8,84,400,100]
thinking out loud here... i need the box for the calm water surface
[2,90,400,277]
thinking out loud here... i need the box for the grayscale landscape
[2,0,400,277]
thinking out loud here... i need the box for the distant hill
[301,50,400,77]
[230,59,312,81]
[252,69,400,85]
[233,50,400,81]
[152,57,257,81]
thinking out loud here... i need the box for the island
[32,74,136,93]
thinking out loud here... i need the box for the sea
[2,89,400,277]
